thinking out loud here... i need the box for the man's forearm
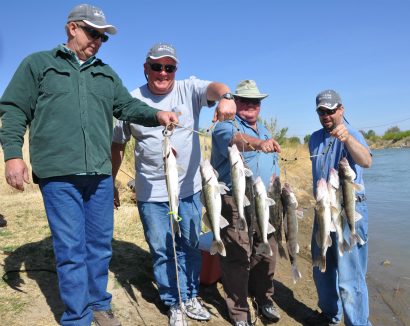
[111,142,126,184]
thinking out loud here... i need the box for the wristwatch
[219,93,235,100]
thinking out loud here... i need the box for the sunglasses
[147,63,177,73]
[236,97,261,105]
[316,107,339,116]
[76,23,109,42]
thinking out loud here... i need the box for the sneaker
[168,304,189,326]
[234,321,254,326]
[92,309,121,326]
[259,302,280,321]
[184,297,211,321]
[305,310,340,326]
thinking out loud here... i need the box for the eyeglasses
[76,23,109,42]
[147,63,177,73]
[236,97,261,105]
[316,107,339,116]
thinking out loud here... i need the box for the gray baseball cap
[67,4,117,35]
[234,80,268,99]
[316,90,342,109]
[146,43,179,63]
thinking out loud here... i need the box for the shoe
[305,310,340,326]
[168,304,189,326]
[92,309,121,326]
[184,297,211,321]
[259,301,280,321]
[234,321,254,326]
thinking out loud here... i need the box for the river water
[364,148,410,325]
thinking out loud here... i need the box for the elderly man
[307,90,372,326]
[111,43,236,326]
[211,80,282,326]
[0,5,176,326]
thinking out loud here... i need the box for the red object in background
[198,232,221,285]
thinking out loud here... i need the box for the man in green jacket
[0,4,177,326]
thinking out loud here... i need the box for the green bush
[382,130,410,141]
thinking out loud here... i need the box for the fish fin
[338,241,344,257]
[219,215,229,228]
[202,213,212,230]
[176,165,186,174]
[278,244,288,260]
[330,206,339,215]
[210,240,226,256]
[330,221,337,233]
[244,167,253,177]
[315,231,321,247]
[326,234,332,247]
[341,209,347,219]
[213,169,219,179]
[343,239,352,253]
[155,162,164,172]
[267,223,276,234]
[243,195,251,207]
[353,183,365,193]
[312,255,326,273]
[218,183,230,195]
[256,243,273,256]
[295,209,304,219]
[235,217,248,233]
[292,265,302,284]
[354,211,363,221]
[266,198,276,206]
[296,243,300,254]
[200,191,206,206]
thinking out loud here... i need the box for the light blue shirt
[308,123,372,198]
[211,114,280,193]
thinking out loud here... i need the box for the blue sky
[1,0,409,139]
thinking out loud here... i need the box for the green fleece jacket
[0,44,160,179]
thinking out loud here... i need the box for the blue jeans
[311,201,372,326]
[137,191,203,306]
[39,175,114,326]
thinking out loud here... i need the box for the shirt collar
[59,43,96,66]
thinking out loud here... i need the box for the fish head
[163,138,178,159]
[316,178,329,203]
[199,159,216,185]
[327,168,339,190]
[267,174,280,195]
[282,183,298,208]
[253,176,266,195]
[228,143,243,166]
[338,158,356,181]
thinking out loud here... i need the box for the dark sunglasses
[316,107,340,116]
[76,23,109,42]
[236,97,261,105]
[147,63,177,73]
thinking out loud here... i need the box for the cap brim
[147,55,179,64]
[234,94,268,99]
[84,20,117,35]
[316,103,338,110]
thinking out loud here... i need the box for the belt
[356,195,366,202]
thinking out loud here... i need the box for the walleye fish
[267,174,288,260]
[244,164,256,250]
[338,158,365,246]
[328,168,351,256]
[253,176,276,256]
[282,183,303,284]
[156,137,185,237]
[228,144,253,232]
[313,178,333,273]
[199,160,229,256]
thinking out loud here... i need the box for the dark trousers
[219,195,278,323]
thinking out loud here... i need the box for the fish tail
[256,243,273,256]
[349,231,365,247]
[292,264,302,284]
[278,244,288,260]
[210,240,226,257]
[343,239,352,254]
[312,254,326,273]
[235,217,248,233]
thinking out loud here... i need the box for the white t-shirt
[112,77,215,202]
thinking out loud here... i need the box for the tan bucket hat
[234,80,268,99]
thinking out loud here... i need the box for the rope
[162,126,186,325]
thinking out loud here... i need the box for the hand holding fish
[212,98,237,122]
[329,122,349,143]
[258,139,282,154]
[155,111,179,127]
